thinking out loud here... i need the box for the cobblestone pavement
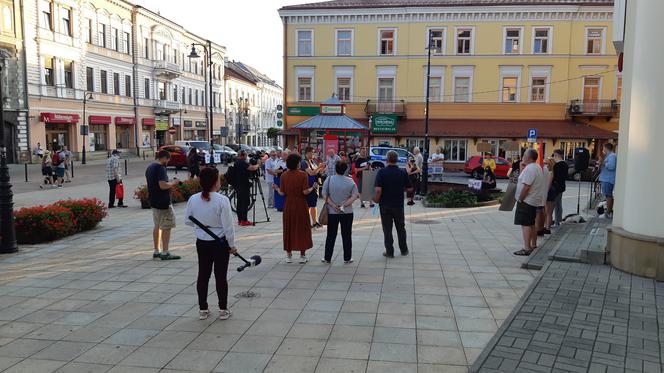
[0,181,585,372]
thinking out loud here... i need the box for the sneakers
[160,252,181,260]
[400,250,409,256]
[152,252,161,260]
[382,252,395,258]
[117,204,128,208]
[344,259,354,264]
[219,309,232,320]
[360,203,366,208]
[285,255,293,264]
[407,201,415,206]
[299,255,309,264]
[199,310,210,320]
[239,221,253,226]
[321,259,331,264]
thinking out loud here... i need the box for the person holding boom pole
[184,167,237,320]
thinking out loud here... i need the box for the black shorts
[514,201,537,226]
[42,166,52,176]
[546,189,559,202]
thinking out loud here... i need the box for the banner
[371,114,397,134]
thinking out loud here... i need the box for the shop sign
[287,106,320,116]
[155,120,169,131]
[320,105,343,115]
[172,117,181,126]
[527,128,538,143]
[371,114,397,134]
[88,115,111,125]
[40,112,79,124]
[115,116,135,125]
[329,131,362,137]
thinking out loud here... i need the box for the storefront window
[406,138,425,150]
[184,129,194,140]
[45,124,69,150]
[141,125,153,147]
[480,139,507,158]
[443,139,468,162]
[89,124,107,151]
[559,141,588,160]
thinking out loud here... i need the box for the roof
[224,60,282,89]
[384,119,618,139]
[293,115,369,131]
[280,0,613,10]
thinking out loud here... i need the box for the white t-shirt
[184,192,236,246]
[540,165,551,207]
[264,157,277,183]
[516,162,544,207]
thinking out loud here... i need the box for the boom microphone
[237,255,262,272]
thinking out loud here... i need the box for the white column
[613,0,664,238]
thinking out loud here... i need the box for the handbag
[499,181,517,211]
[115,182,125,200]
[318,203,329,226]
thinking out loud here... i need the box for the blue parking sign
[527,128,537,143]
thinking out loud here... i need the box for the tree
[267,127,281,146]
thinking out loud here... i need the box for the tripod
[250,172,270,225]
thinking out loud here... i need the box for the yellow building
[279,0,619,168]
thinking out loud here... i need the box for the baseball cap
[112,149,121,155]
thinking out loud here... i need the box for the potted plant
[134,185,150,209]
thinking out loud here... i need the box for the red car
[159,145,189,169]
[464,155,511,179]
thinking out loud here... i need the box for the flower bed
[424,189,503,208]
[134,178,202,208]
[13,198,107,244]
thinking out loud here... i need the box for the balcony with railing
[153,60,181,80]
[364,99,406,116]
[568,99,620,119]
[154,100,182,114]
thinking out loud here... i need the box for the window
[533,28,550,54]
[113,73,120,95]
[531,77,546,102]
[100,70,108,93]
[144,38,149,59]
[427,77,442,102]
[98,24,107,48]
[123,32,130,54]
[453,77,470,103]
[336,30,352,56]
[586,28,603,54]
[173,85,177,101]
[583,77,601,108]
[443,139,468,162]
[504,28,521,54]
[560,141,587,160]
[456,28,472,54]
[64,61,73,88]
[2,3,14,34]
[144,78,150,99]
[379,29,395,55]
[188,88,192,104]
[502,77,518,102]
[195,89,199,106]
[181,87,185,104]
[378,78,394,100]
[83,18,92,43]
[337,77,351,101]
[297,30,312,56]
[480,139,508,158]
[44,57,54,86]
[111,28,119,51]
[86,67,94,91]
[158,81,166,100]
[616,75,622,102]
[60,7,71,36]
[125,75,131,97]
[429,29,445,54]
[297,77,312,102]
[41,1,52,30]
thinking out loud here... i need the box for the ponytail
[199,167,219,202]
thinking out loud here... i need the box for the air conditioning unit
[569,103,582,115]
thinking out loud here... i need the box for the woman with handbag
[184,167,237,320]
[321,161,359,264]
[301,146,326,228]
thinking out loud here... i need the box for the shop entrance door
[156,130,166,148]
[1,121,16,163]
[116,125,131,148]
[45,124,70,151]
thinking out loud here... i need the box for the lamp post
[421,30,433,196]
[81,91,93,165]
[235,98,248,145]
[0,58,17,253]
[188,43,217,164]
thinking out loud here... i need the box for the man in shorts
[598,143,617,218]
[513,148,544,256]
[146,150,181,260]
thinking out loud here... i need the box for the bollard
[124,159,128,176]
[24,163,28,182]
[142,151,145,160]
[71,161,74,178]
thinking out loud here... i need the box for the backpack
[52,151,61,167]
[225,165,237,188]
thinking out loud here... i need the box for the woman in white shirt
[184,167,237,321]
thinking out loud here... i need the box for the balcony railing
[364,99,406,116]
[153,60,181,79]
[568,99,620,118]
[154,100,182,113]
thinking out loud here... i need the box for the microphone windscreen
[251,255,262,265]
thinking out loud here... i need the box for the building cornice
[280,5,613,24]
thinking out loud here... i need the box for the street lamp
[231,98,249,145]
[188,42,217,163]
[0,57,17,253]
[81,91,93,165]
[421,30,434,196]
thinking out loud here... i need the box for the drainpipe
[19,0,30,163]
[131,6,140,157]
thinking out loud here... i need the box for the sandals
[513,249,533,256]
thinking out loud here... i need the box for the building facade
[279,0,619,168]
[23,0,225,161]
[1,0,28,163]
[224,60,283,146]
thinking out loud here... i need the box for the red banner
[40,112,79,124]
[142,118,155,126]
[88,115,112,125]
[114,116,135,125]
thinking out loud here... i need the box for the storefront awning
[115,116,135,125]
[89,115,112,125]
[387,119,618,140]
[293,114,369,131]
[142,118,155,126]
[40,112,79,124]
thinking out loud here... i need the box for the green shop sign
[371,114,397,134]
[155,120,169,131]
[287,106,320,116]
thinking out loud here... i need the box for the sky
[133,0,324,86]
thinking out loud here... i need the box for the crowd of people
[36,142,72,189]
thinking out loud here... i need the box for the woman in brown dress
[273,153,315,263]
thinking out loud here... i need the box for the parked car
[369,147,413,169]
[464,155,511,179]
[213,144,237,163]
[225,144,240,152]
[159,145,189,169]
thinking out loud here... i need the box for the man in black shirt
[373,151,413,258]
[234,151,261,226]
[551,149,567,226]
[354,147,374,208]
[146,150,181,260]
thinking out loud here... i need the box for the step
[521,225,571,270]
